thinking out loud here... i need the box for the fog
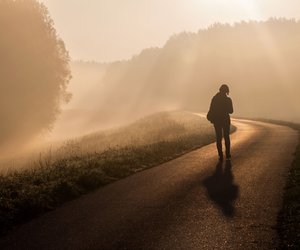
[51,19,300,143]
[48,61,108,140]
[1,1,300,164]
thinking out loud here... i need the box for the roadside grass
[0,111,229,235]
[255,119,300,249]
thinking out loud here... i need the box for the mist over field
[49,61,108,140]
[98,19,300,122]
[1,0,300,162]
[54,18,300,141]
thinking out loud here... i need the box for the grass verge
[0,111,234,235]
[255,119,300,249]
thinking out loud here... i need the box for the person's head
[219,84,230,95]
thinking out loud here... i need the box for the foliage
[0,0,71,148]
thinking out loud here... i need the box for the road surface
[0,119,298,249]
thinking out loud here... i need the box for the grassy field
[0,111,226,235]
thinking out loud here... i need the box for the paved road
[0,119,298,250]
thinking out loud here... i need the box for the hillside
[49,19,300,143]
[0,111,218,234]
[91,18,300,123]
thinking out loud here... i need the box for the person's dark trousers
[213,122,231,158]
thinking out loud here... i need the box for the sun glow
[237,0,261,17]
[186,1,264,30]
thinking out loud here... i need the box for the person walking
[207,84,234,161]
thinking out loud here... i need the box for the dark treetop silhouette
[207,84,234,161]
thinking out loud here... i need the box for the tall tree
[0,0,71,148]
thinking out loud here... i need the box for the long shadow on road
[203,160,239,217]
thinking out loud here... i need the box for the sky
[40,0,300,62]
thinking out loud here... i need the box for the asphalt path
[0,119,298,250]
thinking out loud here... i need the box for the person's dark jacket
[207,92,233,125]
